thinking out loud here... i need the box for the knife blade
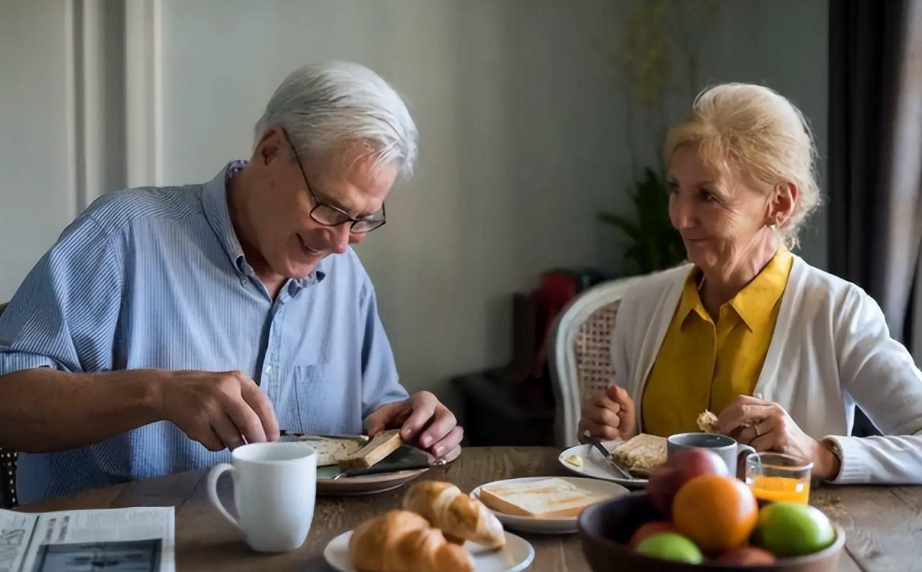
[581,431,634,479]
[279,430,370,443]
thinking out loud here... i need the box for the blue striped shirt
[0,162,407,503]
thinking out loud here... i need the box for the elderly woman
[579,83,922,484]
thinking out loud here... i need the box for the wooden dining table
[17,447,920,572]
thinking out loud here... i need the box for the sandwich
[610,434,667,477]
[478,477,610,518]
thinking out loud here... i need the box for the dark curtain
[828,0,922,436]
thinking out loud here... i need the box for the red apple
[629,521,677,548]
[647,448,729,517]
[717,546,777,565]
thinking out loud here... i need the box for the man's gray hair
[254,61,418,178]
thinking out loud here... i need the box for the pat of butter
[563,454,583,468]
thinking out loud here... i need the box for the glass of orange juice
[745,452,812,505]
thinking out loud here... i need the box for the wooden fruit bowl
[578,492,845,572]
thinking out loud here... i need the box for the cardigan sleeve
[829,285,922,484]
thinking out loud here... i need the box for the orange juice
[748,475,810,505]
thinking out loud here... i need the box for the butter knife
[581,431,634,480]
[279,430,370,443]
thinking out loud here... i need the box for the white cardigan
[611,255,922,484]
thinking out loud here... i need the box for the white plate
[558,442,649,488]
[470,476,629,534]
[324,530,535,572]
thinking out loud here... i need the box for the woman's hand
[577,385,637,442]
[717,395,841,480]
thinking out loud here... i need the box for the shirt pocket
[285,364,362,435]
[274,364,320,433]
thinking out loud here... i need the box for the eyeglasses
[290,144,386,234]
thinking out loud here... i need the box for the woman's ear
[768,182,798,227]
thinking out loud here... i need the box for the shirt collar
[202,161,326,291]
[728,247,792,331]
[678,247,793,331]
[678,269,709,329]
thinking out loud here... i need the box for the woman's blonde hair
[664,83,821,248]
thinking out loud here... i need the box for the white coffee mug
[207,442,317,553]
[667,432,757,478]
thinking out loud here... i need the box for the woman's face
[667,145,777,275]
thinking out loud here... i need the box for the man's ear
[253,126,288,167]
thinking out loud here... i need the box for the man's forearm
[0,368,164,453]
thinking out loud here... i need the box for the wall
[0,0,829,420]
[0,1,77,302]
[0,0,129,303]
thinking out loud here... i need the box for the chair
[547,277,642,448]
[0,301,18,509]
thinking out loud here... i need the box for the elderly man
[0,62,462,503]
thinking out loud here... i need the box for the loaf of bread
[402,480,505,549]
[348,510,473,572]
[478,477,609,517]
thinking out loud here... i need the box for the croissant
[402,480,506,549]
[348,510,474,572]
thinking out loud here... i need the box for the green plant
[598,168,685,274]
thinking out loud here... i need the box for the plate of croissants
[324,480,535,572]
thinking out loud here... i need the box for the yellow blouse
[641,248,794,437]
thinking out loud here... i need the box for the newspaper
[0,507,174,572]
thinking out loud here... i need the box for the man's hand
[155,370,280,452]
[364,391,463,462]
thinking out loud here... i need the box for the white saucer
[558,442,649,488]
[471,476,629,534]
[324,530,534,572]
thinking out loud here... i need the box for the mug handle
[207,463,241,530]
[736,444,757,464]
[735,444,757,479]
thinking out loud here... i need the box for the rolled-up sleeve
[0,214,122,376]
[358,278,407,417]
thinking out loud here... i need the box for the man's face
[248,128,397,280]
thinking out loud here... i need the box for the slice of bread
[285,436,364,466]
[610,434,666,477]
[478,478,610,518]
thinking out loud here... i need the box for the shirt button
[264,365,273,374]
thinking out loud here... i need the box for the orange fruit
[672,474,758,554]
